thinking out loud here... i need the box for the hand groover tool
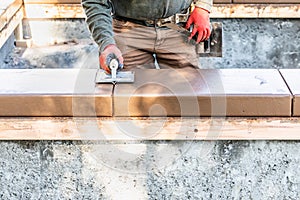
[95,58,135,84]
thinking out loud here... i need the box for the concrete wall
[0,141,299,199]
[200,18,300,69]
[0,18,300,199]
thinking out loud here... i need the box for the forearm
[194,0,213,12]
[82,0,115,52]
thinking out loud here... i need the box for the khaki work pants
[113,19,198,70]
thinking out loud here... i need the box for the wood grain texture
[0,5,23,49]
[214,0,232,3]
[211,4,300,18]
[22,3,300,19]
[24,4,85,19]
[0,117,300,140]
[233,0,300,3]
[24,0,81,4]
[0,0,22,31]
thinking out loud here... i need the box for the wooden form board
[1,117,300,140]
[211,4,300,18]
[0,0,23,50]
[22,0,300,4]
[0,0,18,11]
[24,3,85,18]
[0,3,23,50]
[0,0,22,31]
[0,69,113,117]
[233,0,300,3]
[22,3,300,19]
[23,0,228,4]
[24,0,81,3]
[214,0,232,3]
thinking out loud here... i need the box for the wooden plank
[280,69,300,117]
[0,69,113,117]
[0,117,300,140]
[0,0,22,31]
[233,0,300,3]
[23,3,300,19]
[214,0,232,3]
[0,6,23,49]
[24,0,81,3]
[24,3,85,18]
[211,4,300,18]
[0,0,17,9]
[114,69,292,117]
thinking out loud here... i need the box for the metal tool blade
[109,58,119,79]
[95,69,135,84]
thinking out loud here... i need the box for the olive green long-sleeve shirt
[82,0,213,52]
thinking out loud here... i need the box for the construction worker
[82,0,212,73]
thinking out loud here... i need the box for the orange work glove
[99,44,124,74]
[185,7,211,43]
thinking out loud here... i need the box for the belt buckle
[145,19,165,27]
[156,16,174,27]
[144,19,166,27]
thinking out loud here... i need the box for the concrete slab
[280,69,300,117]
[0,69,113,116]
[114,69,291,117]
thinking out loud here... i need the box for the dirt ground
[2,39,98,69]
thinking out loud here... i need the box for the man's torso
[111,0,193,20]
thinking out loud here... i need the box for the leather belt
[114,11,189,28]
[145,12,189,27]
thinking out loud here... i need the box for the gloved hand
[185,7,211,43]
[99,44,124,74]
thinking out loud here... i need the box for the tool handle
[110,58,118,79]
[107,54,123,70]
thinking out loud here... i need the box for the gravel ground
[2,39,98,69]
